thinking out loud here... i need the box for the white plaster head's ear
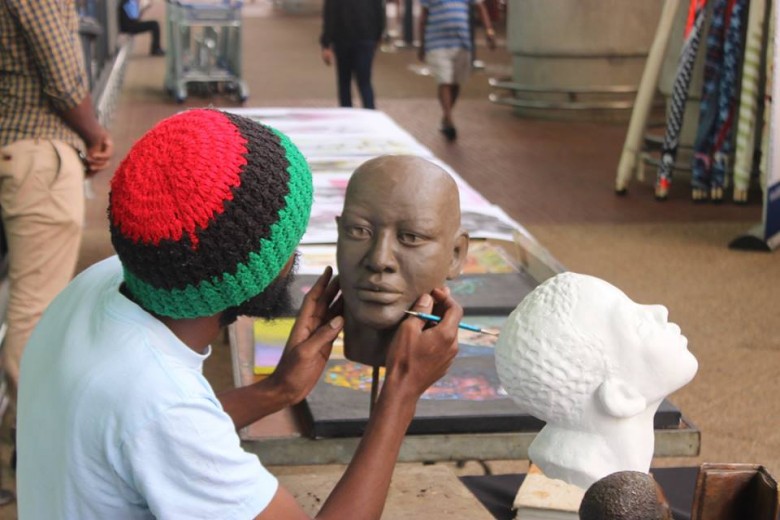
[597,378,646,419]
[494,272,698,489]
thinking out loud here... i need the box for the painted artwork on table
[295,316,542,438]
[253,318,295,375]
[296,311,684,439]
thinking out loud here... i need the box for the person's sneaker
[151,48,166,57]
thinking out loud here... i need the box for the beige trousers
[0,139,85,398]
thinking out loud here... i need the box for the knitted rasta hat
[109,109,312,319]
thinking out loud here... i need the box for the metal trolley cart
[165,0,248,103]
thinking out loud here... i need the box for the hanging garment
[759,2,774,194]
[655,0,708,199]
[691,0,748,201]
[733,0,770,202]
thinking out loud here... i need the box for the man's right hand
[383,287,462,400]
[321,47,333,66]
[86,130,114,175]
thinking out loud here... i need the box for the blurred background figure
[320,0,385,109]
[0,0,114,478]
[417,0,495,141]
[119,0,165,56]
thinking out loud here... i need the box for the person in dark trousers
[320,0,385,109]
[119,0,165,56]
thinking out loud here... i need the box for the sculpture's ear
[446,231,469,279]
[597,378,646,418]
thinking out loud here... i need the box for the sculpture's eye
[398,232,423,245]
[345,225,371,239]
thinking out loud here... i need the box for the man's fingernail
[329,316,343,329]
[419,294,432,306]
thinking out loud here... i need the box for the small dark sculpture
[579,471,672,520]
[336,155,469,366]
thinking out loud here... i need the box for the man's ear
[446,231,469,279]
[596,378,646,418]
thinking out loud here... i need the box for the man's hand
[383,287,462,400]
[417,45,425,62]
[267,267,343,405]
[321,47,333,66]
[86,130,114,176]
[486,29,497,50]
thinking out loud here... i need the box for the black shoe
[439,125,457,142]
[151,48,166,57]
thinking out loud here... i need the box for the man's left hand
[268,267,343,405]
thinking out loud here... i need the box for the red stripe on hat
[110,110,248,247]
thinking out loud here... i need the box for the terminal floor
[2,1,779,516]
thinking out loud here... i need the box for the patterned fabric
[732,0,768,192]
[109,109,313,319]
[759,5,774,193]
[692,0,748,190]
[656,0,708,192]
[420,0,481,52]
[0,0,88,149]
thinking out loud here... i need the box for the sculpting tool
[403,311,500,336]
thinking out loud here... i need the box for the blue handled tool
[403,310,500,336]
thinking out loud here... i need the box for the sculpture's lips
[355,283,402,304]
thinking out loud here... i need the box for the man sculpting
[336,155,470,366]
[17,110,462,519]
[495,272,699,489]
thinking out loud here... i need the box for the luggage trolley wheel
[175,84,188,104]
[237,81,249,104]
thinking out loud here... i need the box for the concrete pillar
[506,0,665,121]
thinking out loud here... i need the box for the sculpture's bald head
[346,155,462,233]
[579,471,672,520]
[337,155,469,366]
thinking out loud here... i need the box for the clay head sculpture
[336,155,469,366]
[495,272,698,489]
[579,471,673,520]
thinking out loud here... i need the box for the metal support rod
[615,0,683,193]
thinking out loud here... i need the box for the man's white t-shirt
[17,256,278,519]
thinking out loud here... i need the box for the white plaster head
[495,272,698,488]
[496,272,697,426]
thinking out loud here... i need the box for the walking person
[418,0,496,141]
[320,0,385,109]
